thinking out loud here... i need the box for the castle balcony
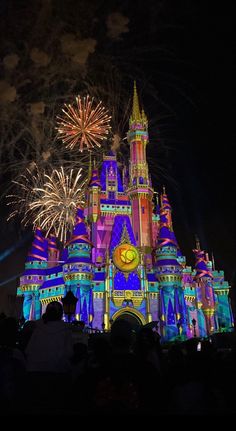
[63,272,93,282]
[40,284,64,305]
[18,283,42,293]
[112,289,144,307]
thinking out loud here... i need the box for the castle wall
[92,295,104,329]
[149,296,159,321]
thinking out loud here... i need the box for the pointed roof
[160,188,183,253]
[193,239,213,279]
[88,152,92,182]
[155,205,182,271]
[158,191,176,249]
[48,234,58,252]
[157,209,177,248]
[131,81,141,122]
[129,81,148,129]
[161,187,172,212]
[66,207,91,246]
[26,227,48,262]
[89,166,101,188]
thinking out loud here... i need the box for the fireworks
[7,166,86,244]
[6,165,45,224]
[56,95,111,152]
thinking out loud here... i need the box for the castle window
[109,192,115,199]
[28,276,32,280]
[142,207,145,214]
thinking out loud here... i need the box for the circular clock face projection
[113,244,140,272]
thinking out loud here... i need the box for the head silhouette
[110,319,134,352]
[43,301,63,323]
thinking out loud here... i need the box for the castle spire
[211,252,215,270]
[155,191,160,215]
[159,189,184,261]
[129,81,148,129]
[195,235,201,251]
[26,227,48,262]
[131,81,141,122]
[127,82,152,250]
[66,207,91,246]
[88,152,92,182]
[193,243,213,280]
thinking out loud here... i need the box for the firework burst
[6,165,45,224]
[7,166,86,244]
[56,95,111,152]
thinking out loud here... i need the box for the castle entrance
[114,311,143,331]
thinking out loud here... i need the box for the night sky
[0,1,234,311]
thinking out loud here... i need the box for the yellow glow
[113,243,140,272]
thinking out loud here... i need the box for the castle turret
[63,207,93,324]
[48,234,59,268]
[19,227,48,320]
[87,163,101,223]
[193,238,216,336]
[155,204,186,340]
[127,82,154,252]
[161,188,186,266]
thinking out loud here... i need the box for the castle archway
[111,307,146,330]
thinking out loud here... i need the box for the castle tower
[48,234,59,268]
[19,227,48,320]
[193,238,217,336]
[155,202,186,341]
[127,82,154,252]
[63,207,93,324]
[161,188,186,266]
[87,162,101,224]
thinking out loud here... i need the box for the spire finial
[154,191,159,204]
[211,252,215,270]
[88,152,92,181]
[131,80,141,122]
[163,185,166,194]
[195,235,201,250]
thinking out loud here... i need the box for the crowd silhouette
[0,302,235,416]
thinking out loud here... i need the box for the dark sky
[0,1,234,297]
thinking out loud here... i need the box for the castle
[17,84,234,342]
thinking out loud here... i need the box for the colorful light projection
[113,243,140,272]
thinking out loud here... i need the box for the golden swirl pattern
[113,244,139,272]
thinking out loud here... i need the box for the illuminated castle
[17,84,234,341]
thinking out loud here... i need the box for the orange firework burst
[56,95,111,152]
